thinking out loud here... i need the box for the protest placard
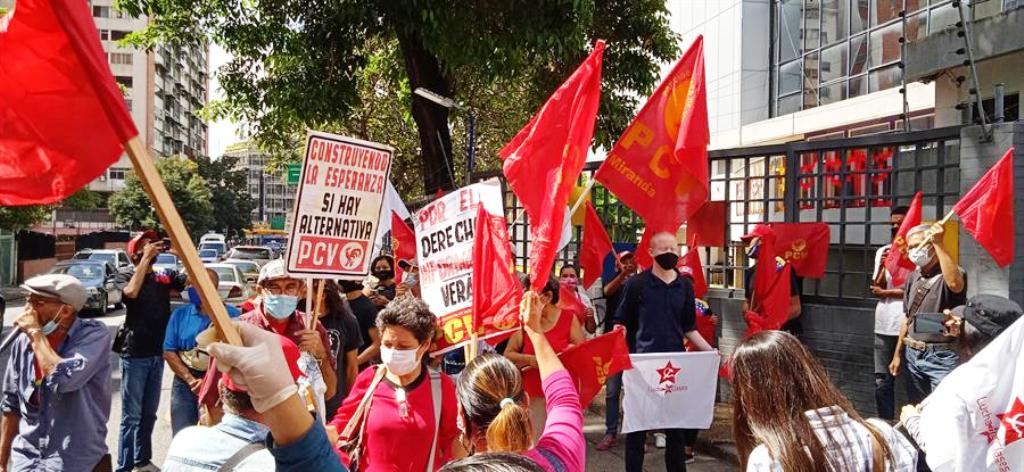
[415,179,505,354]
[285,131,393,279]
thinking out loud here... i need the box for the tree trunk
[396,28,455,196]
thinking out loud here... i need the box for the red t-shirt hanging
[329,366,459,471]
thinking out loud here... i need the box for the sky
[207,43,241,158]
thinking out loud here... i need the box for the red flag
[500,41,604,290]
[741,224,791,333]
[770,223,830,279]
[580,201,613,288]
[390,211,416,282]
[523,328,632,407]
[688,201,726,247]
[884,192,922,287]
[952,148,1015,267]
[678,248,707,298]
[558,282,587,324]
[0,0,138,205]
[594,36,709,230]
[471,205,522,337]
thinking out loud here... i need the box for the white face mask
[908,245,934,268]
[380,345,421,376]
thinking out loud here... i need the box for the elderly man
[890,222,966,403]
[0,274,112,472]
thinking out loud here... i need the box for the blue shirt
[613,269,696,354]
[266,416,346,472]
[1,318,112,472]
[163,303,241,352]
[163,413,275,471]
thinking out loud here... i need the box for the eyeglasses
[263,284,301,296]
[26,297,62,308]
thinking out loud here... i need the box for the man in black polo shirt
[113,231,186,472]
[614,232,713,472]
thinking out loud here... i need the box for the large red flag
[500,41,604,290]
[770,223,830,279]
[741,224,791,335]
[0,0,138,205]
[594,36,709,230]
[884,192,922,287]
[523,328,632,407]
[471,205,522,338]
[678,248,707,298]
[390,211,417,282]
[558,282,587,324]
[580,201,613,289]
[952,148,1015,267]
[688,201,726,247]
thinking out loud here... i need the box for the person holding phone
[889,223,966,404]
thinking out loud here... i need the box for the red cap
[740,224,773,241]
[616,250,635,260]
[223,332,304,392]
[127,230,158,256]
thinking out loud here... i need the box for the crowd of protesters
[1,221,1021,472]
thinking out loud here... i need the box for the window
[110,53,133,65]
[98,29,110,41]
[115,76,133,89]
[777,0,803,62]
[820,0,847,46]
[92,6,110,17]
[872,0,902,26]
[108,167,128,180]
[869,22,902,67]
[110,30,129,41]
[820,43,847,84]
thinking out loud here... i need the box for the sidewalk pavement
[586,388,739,467]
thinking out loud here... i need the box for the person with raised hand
[452,290,585,472]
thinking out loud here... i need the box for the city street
[0,298,736,471]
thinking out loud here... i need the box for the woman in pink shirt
[444,291,585,472]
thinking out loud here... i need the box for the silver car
[223,246,273,267]
[49,261,124,315]
[222,259,260,288]
[204,264,252,305]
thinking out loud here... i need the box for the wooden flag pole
[910,209,956,252]
[123,137,241,345]
[305,277,314,329]
[312,280,326,330]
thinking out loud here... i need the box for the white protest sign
[414,179,504,350]
[285,130,392,279]
[622,351,721,433]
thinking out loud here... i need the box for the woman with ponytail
[731,330,917,471]
[451,290,585,472]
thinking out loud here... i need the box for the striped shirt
[746,406,917,471]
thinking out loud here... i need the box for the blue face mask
[41,307,65,335]
[263,294,299,320]
[183,286,202,308]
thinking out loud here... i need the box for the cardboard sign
[285,131,392,279]
[414,179,503,350]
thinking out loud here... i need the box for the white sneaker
[133,463,161,472]
[654,432,666,449]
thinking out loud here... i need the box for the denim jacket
[162,413,275,471]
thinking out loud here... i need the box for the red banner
[741,224,791,333]
[1,0,139,205]
[678,249,707,298]
[688,201,726,247]
[953,148,1015,267]
[523,328,632,407]
[594,36,709,230]
[884,192,922,287]
[470,205,522,340]
[390,211,417,282]
[769,223,830,279]
[580,201,613,288]
[500,42,604,290]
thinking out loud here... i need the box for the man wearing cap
[595,250,637,452]
[114,230,187,472]
[0,274,112,472]
[889,222,966,404]
[162,330,306,471]
[199,260,335,420]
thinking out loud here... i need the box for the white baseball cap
[258,259,292,284]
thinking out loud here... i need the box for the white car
[204,263,252,305]
[198,248,220,263]
[223,246,273,267]
[222,259,260,287]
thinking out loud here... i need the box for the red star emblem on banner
[997,396,1024,446]
[657,361,680,385]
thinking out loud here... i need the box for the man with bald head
[614,231,713,472]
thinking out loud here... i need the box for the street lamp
[413,87,476,186]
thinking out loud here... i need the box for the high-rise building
[88,0,209,194]
[225,142,297,229]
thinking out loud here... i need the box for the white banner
[622,351,720,433]
[285,130,392,279]
[918,318,1024,471]
[414,179,504,350]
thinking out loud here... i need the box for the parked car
[152,253,183,273]
[198,249,220,263]
[71,248,134,277]
[222,259,260,287]
[223,246,273,267]
[203,264,252,305]
[49,260,123,315]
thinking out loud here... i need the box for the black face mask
[653,252,679,270]
[338,280,363,293]
[891,226,900,238]
[373,270,394,281]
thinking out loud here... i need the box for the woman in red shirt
[329,297,461,471]
[503,279,584,442]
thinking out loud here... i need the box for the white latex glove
[207,322,298,413]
